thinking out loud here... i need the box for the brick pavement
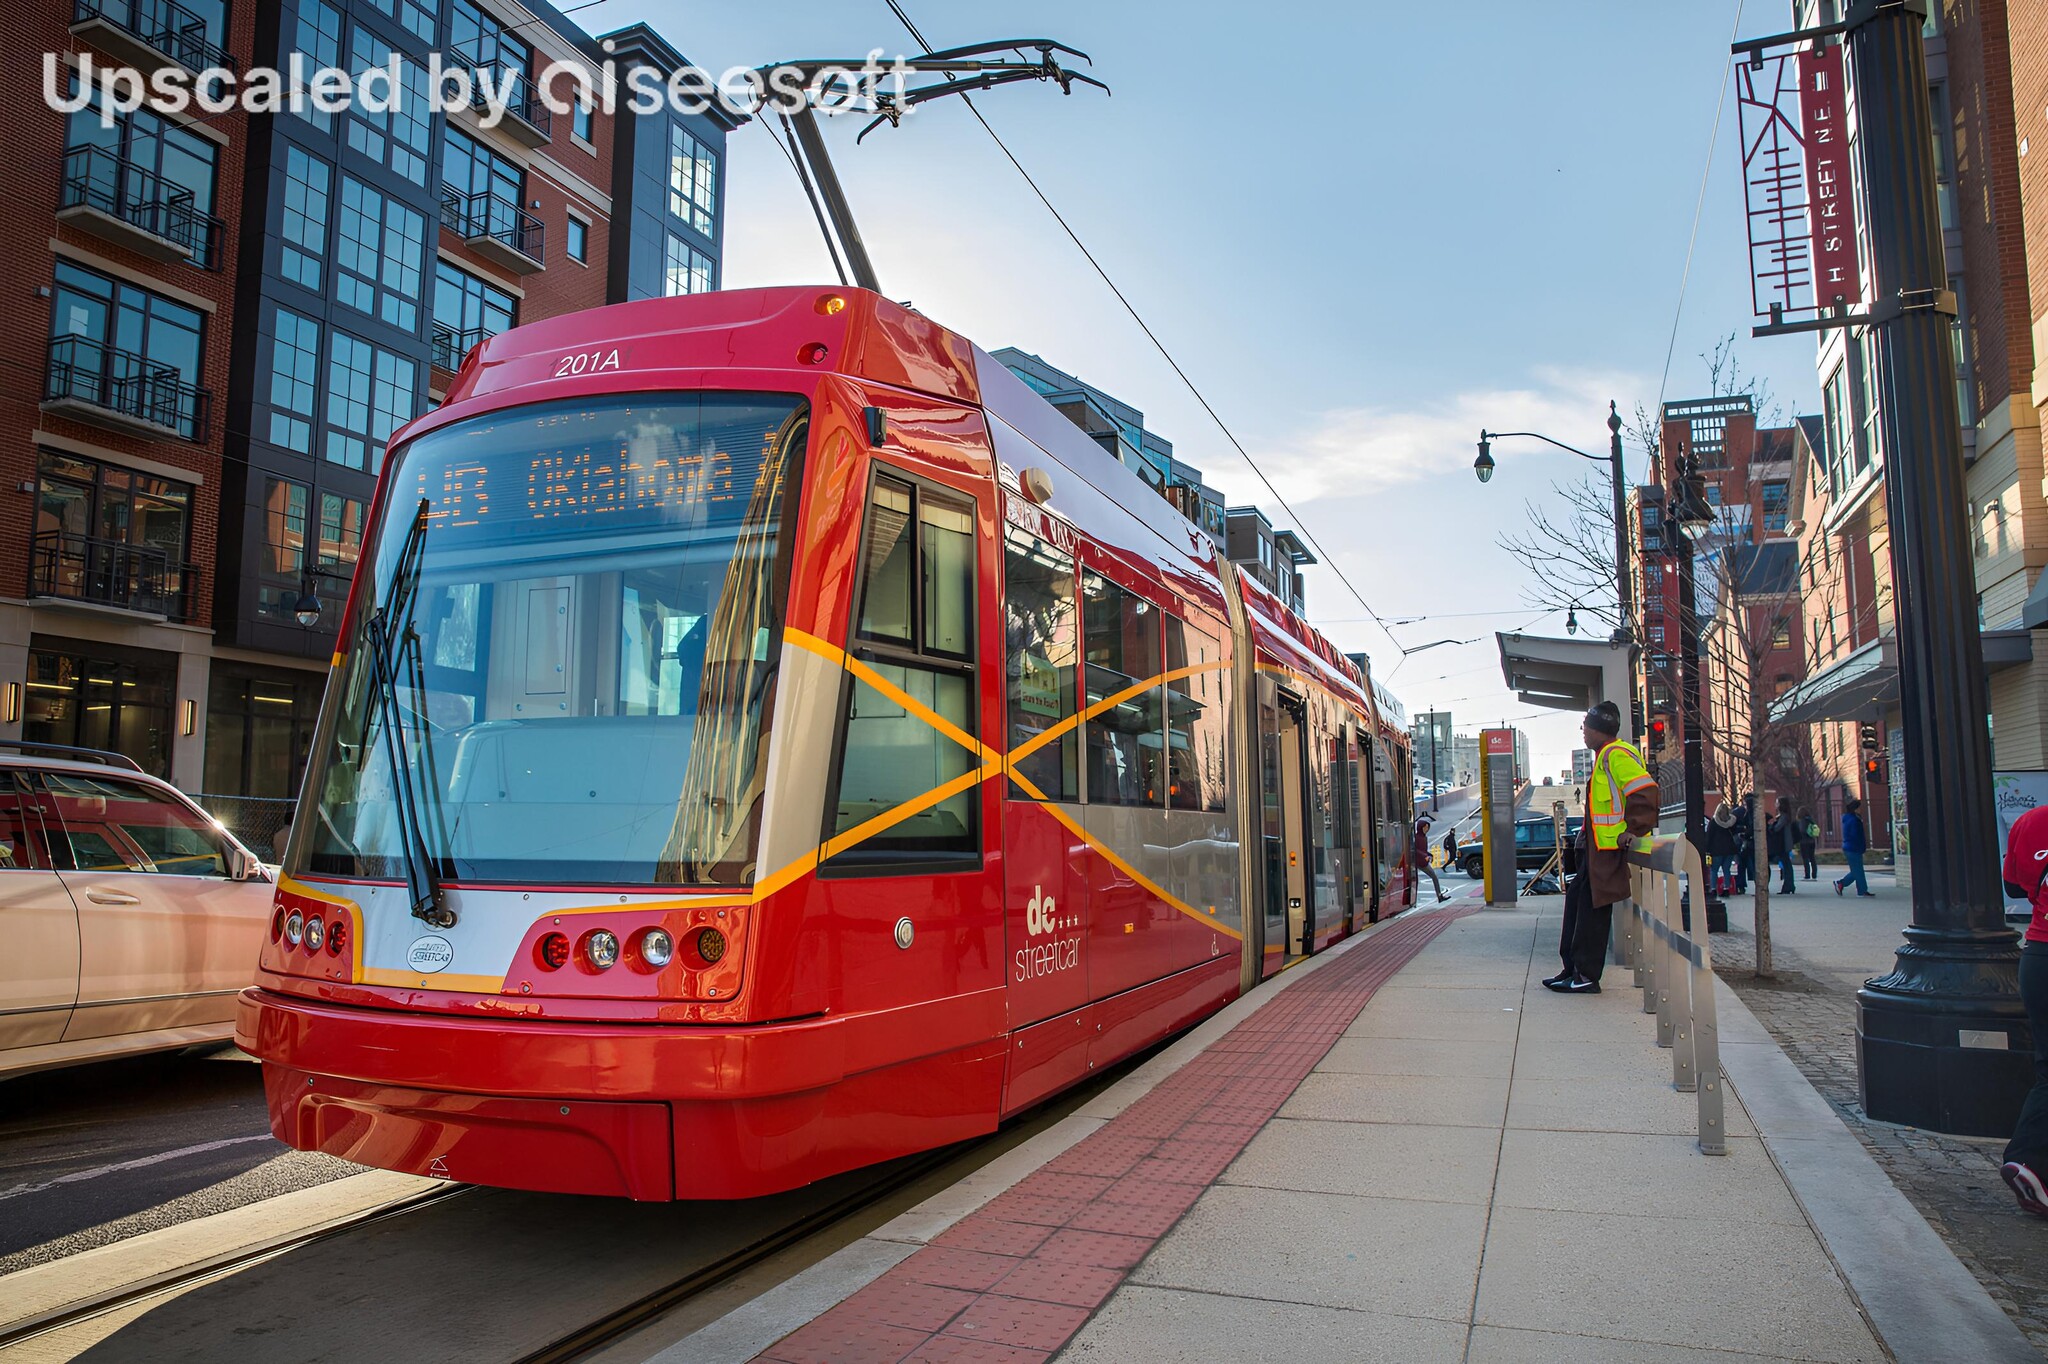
[748,906,1479,1364]
[1714,918,2048,1356]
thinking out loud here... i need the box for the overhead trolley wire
[878,0,1405,657]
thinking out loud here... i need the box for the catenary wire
[878,0,1404,655]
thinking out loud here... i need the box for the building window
[1762,480,1789,532]
[291,0,344,131]
[324,331,416,473]
[452,0,533,73]
[1771,619,1792,648]
[259,477,310,620]
[23,645,175,777]
[204,667,325,803]
[573,101,594,143]
[667,124,718,236]
[48,262,206,441]
[269,307,321,453]
[33,451,194,619]
[1857,331,1882,472]
[335,176,426,332]
[443,127,524,209]
[567,215,588,263]
[1950,274,1976,428]
[63,76,221,266]
[279,146,330,290]
[345,29,432,183]
[1648,623,1665,647]
[367,0,436,46]
[431,261,517,367]
[318,493,364,573]
[664,232,712,296]
[1822,362,1850,470]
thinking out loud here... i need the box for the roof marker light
[815,294,847,316]
[798,343,830,365]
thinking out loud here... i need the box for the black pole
[1608,403,1638,738]
[788,107,882,293]
[1847,5,2026,1136]
[1673,456,1720,931]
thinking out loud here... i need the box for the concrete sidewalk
[679,899,2038,1364]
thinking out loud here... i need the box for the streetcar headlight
[304,917,324,951]
[284,910,304,945]
[694,928,727,965]
[585,930,620,971]
[639,928,673,968]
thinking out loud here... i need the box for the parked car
[1460,814,1584,880]
[0,743,271,1080]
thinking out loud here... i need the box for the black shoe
[1564,974,1601,994]
[1542,975,1572,992]
[1541,971,1570,987]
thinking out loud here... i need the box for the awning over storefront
[1497,632,1635,715]
[1768,629,2032,725]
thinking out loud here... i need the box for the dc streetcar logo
[407,935,454,974]
[1015,885,1080,982]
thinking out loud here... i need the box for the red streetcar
[236,287,1416,1200]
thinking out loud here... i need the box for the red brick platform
[752,906,1478,1364]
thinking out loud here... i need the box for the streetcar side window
[825,474,981,869]
[1083,574,1163,807]
[1164,620,1228,812]
[1002,526,1079,802]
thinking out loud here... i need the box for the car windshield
[301,392,808,886]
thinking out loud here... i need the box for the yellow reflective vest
[1589,738,1654,850]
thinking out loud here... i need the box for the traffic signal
[1864,756,1885,782]
[1648,716,1669,757]
[1859,722,1878,751]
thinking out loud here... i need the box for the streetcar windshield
[302,393,808,886]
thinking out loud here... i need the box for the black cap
[1584,700,1622,737]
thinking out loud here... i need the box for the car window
[0,773,48,870]
[39,772,229,877]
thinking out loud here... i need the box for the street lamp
[1667,448,1717,919]
[1476,402,1638,732]
[1565,603,1579,636]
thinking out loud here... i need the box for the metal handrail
[438,186,545,266]
[72,0,237,72]
[30,529,197,620]
[455,54,553,138]
[1615,834,1727,1155]
[59,144,223,268]
[430,322,488,373]
[44,334,209,441]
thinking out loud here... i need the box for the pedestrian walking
[2000,803,2048,1218]
[1798,807,1819,880]
[1706,802,1740,891]
[1413,814,1448,904]
[1833,798,1874,897]
[1442,827,1459,872]
[1770,798,1797,895]
[1545,701,1658,996]
[1733,793,1756,893]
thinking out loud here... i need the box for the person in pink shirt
[1999,802,2048,1216]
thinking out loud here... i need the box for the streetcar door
[1258,689,1312,967]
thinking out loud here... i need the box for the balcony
[71,0,235,77]
[460,58,553,148]
[439,187,545,275]
[43,335,209,442]
[431,323,488,375]
[57,146,222,268]
[30,531,195,621]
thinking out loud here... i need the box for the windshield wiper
[359,500,454,929]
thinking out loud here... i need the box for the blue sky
[604,0,1815,775]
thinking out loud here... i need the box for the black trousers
[1559,871,1614,983]
[2006,941,2048,1171]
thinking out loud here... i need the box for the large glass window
[1165,620,1228,812]
[269,307,321,453]
[49,261,206,440]
[367,0,436,45]
[1083,574,1163,807]
[280,146,330,291]
[305,394,808,885]
[452,0,533,72]
[443,128,523,207]
[32,451,194,618]
[63,75,220,264]
[1003,525,1078,802]
[829,475,980,867]
[664,233,713,297]
[346,29,432,182]
[324,331,417,473]
[668,124,719,236]
[22,645,175,777]
[291,0,343,132]
[335,175,426,332]
[260,477,309,620]
[1762,480,1790,533]
[205,668,326,802]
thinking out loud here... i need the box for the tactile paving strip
[754,905,1479,1364]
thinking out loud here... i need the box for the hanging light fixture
[1565,603,1579,635]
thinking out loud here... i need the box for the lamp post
[1477,403,1637,735]
[1668,449,1719,925]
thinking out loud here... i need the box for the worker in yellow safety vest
[1544,700,1659,995]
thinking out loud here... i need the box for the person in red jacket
[2001,803,2048,1217]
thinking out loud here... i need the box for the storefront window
[22,642,175,776]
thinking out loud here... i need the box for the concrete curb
[657,903,1447,1364]
[1713,975,2038,1364]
